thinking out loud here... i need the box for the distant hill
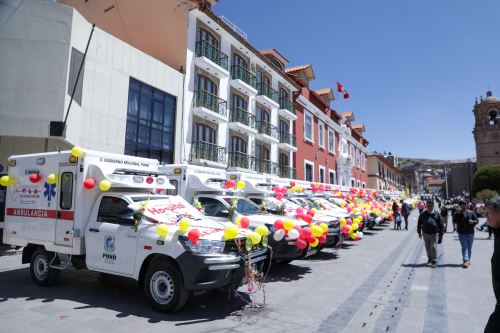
[398,157,476,169]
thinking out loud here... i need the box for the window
[193,123,216,144]
[223,198,260,215]
[318,122,325,148]
[280,153,289,167]
[168,180,178,195]
[60,172,73,210]
[305,161,314,182]
[232,53,248,69]
[196,74,218,95]
[197,28,219,48]
[256,105,270,124]
[230,136,247,153]
[350,144,355,158]
[197,197,228,218]
[319,166,325,183]
[362,182,366,189]
[67,48,85,106]
[256,144,270,161]
[356,149,361,167]
[97,197,132,224]
[279,87,290,102]
[328,128,335,153]
[351,178,355,187]
[232,93,247,111]
[361,153,366,170]
[357,180,361,188]
[304,112,313,142]
[125,78,177,164]
[329,170,336,185]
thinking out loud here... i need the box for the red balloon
[240,217,250,228]
[296,207,304,214]
[188,228,201,244]
[307,210,315,217]
[225,180,235,189]
[273,186,280,193]
[346,218,352,225]
[319,234,327,243]
[304,215,313,224]
[280,187,288,194]
[302,227,312,239]
[274,219,284,230]
[83,178,95,189]
[295,239,307,250]
[308,235,317,244]
[290,181,296,187]
[29,173,41,183]
[319,185,325,192]
[276,193,284,200]
[294,225,303,233]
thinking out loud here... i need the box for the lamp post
[444,161,449,199]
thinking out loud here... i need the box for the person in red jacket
[485,197,500,332]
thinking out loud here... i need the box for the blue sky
[213,0,500,160]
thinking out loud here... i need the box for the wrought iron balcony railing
[279,131,297,147]
[190,141,226,164]
[195,40,228,70]
[279,165,296,179]
[257,83,279,103]
[231,65,257,89]
[230,108,256,129]
[193,90,227,117]
[255,159,280,175]
[228,152,256,171]
[256,121,280,140]
[279,98,296,115]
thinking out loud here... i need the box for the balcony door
[197,28,219,48]
[256,107,270,123]
[230,136,247,154]
[232,94,247,111]
[233,53,248,69]
[256,144,270,161]
[280,152,289,167]
[196,75,218,95]
[256,70,271,87]
[193,123,216,144]
[279,119,289,134]
[279,87,289,101]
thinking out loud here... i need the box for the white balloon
[357,231,364,239]
[288,229,300,240]
[375,217,382,223]
[273,229,285,241]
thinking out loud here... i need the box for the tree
[475,189,498,202]
[472,164,500,196]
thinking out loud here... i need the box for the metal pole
[444,162,449,199]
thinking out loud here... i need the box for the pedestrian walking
[401,199,410,230]
[484,197,500,333]
[440,205,449,233]
[392,201,399,230]
[417,200,444,268]
[418,200,426,215]
[453,199,478,268]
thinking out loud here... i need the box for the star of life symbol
[43,182,56,207]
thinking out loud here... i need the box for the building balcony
[255,121,280,144]
[190,141,227,168]
[229,108,258,135]
[192,90,228,123]
[194,40,229,77]
[227,152,256,172]
[278,131,298,152]
[278,98,297,120]
[256,83,280,108]
[256,159,280,175]
[229,65,258,96]
[279,165,296,179]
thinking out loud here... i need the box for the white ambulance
[2,150,267,312]
[161,165,308,263]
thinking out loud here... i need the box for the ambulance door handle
[89,228,99,233]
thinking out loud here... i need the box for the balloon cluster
[272,218,328,250]
[272,186,288,200]
[225,179,246,190]
[310,183,326,193]
[295,207,316,224]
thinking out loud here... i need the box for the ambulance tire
[144,259,189,313]
[30,248,60,287]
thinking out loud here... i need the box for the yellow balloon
[283,219,294,231]
[156,224,169,238]
[311,208,318,213]
[179,218,191,233]
[311,224,323,237]
[99,179,111,191]
[47,173,58,184]
[0,176,10,187]
[224,224,239,240]
[351,232,357,240]
[255,225,269,236]
[310,239,319,247]
[235,215,242,226]
[71,146,84,157]
[319,223,328,233]
[236,180,246,190]
[247,231,261,245]
[352,223,359,231]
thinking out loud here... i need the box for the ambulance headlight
[179,238,225,254]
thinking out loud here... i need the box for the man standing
[401,199,410,230]
[440,205,449,232]
[453,200,478,268]
[484,197,500,332]
[417,200,444,268]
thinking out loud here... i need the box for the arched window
[197,28,219,48]
[196,75,218,95]
[279,153,289,166]
[233,53,248,69]
[230,136,247,153]
[232,93,247,111]
[193,123,216,144]
[488,110,498,126]
[256,144,270,161]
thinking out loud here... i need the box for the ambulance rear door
[54,164,77,247]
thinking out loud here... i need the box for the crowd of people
[408,194,500,332]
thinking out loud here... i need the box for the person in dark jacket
[392,201,399,230]
[440,205,449,232]
[484,197,500,333]
[401,199,410,230]
[453,200,478,268]
[417,200,444,268]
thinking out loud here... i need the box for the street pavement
[0,211,496,333]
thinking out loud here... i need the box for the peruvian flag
[337,81,350,99]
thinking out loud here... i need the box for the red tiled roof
[285,64,311,73]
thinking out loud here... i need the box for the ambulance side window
[250,198,262,205]
[168,180,178,195]
[60,172,73,210]
[197,197,228,217]
[97,197,131,224]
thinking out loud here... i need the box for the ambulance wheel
[144,259,189,312]
[30,248,60,286]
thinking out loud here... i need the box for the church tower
[473,91,500,168]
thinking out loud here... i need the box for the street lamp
[444,161,449,199]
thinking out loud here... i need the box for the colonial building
[367,154,404,191]
[473,90,500,168]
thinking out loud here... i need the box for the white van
[2,150,266,312]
